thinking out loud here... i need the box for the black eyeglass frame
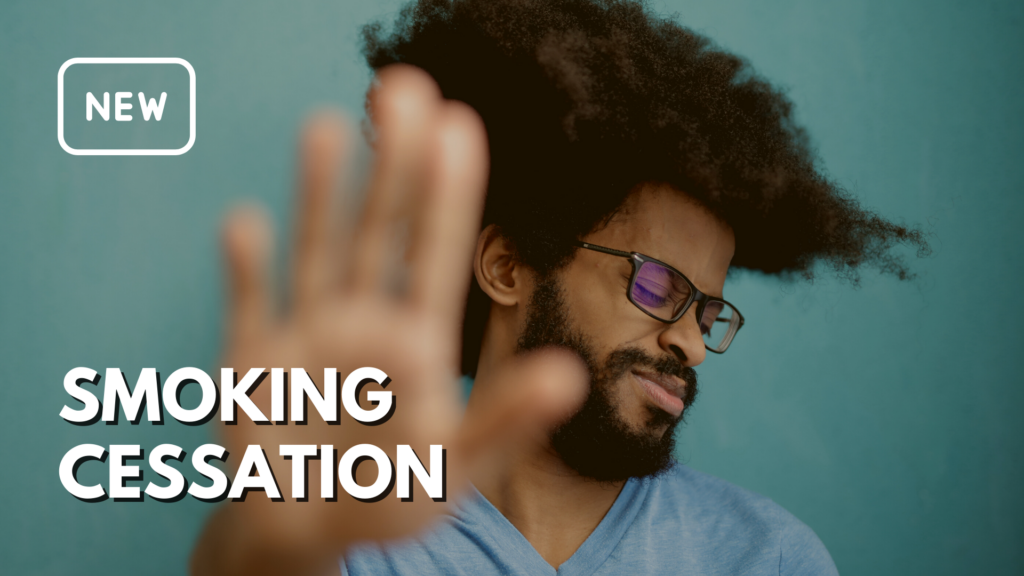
[573,240,745,354]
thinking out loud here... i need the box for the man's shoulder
[645,463,817,536]
[629,463,838,576]
[647,462,786,518]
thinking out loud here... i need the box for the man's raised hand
[198,65,586,574]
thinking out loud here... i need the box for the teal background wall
[1,1,1020,574]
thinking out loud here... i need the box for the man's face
[517,184,735,481]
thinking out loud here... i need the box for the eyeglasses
[573,241,745,354]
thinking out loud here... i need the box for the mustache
[601,347,697,389]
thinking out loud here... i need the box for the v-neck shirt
[340,463,838,575]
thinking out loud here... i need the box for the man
[193,0,924,574]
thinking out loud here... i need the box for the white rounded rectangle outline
[58,57,196,156]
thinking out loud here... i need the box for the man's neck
[473,444,625,569]
[468,351,625,568]
[469,316,626,568]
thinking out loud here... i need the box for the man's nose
[657,305,706,367]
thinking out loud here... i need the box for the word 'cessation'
[58,367,444,504]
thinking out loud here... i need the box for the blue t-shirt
[341,463,838,575]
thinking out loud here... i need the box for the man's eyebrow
[666,257,725,299]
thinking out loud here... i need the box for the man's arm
[188,65,586,575]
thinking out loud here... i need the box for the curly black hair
[361,0,927,374]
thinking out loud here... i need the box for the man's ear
[474,224,524,307]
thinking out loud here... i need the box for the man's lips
[632,370,686,417]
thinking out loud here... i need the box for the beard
[516,275,699,482]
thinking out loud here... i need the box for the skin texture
[470,183,735,567]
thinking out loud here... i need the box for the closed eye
[633,281,667,307]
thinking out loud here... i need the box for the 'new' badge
[58,58,196,156]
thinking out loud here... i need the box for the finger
[292,111,349,314]
[222,205,274,343]
[455,349,589,466]
[409,101,489,322]
[349,64,442,295]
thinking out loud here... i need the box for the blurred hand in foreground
[192,65,587,575]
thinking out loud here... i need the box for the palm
[215,65,585,563]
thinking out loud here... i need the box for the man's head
[363,0,926,480]
[464,183,733,481]
[513,184,732,480]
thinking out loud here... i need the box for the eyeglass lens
[632,260,740,352]
[632,260,692,320]
[699,300,739,352]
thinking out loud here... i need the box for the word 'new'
[86,91,168,121]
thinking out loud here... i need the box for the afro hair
[361,0,928,374]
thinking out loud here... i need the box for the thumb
[454,348,588,467]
